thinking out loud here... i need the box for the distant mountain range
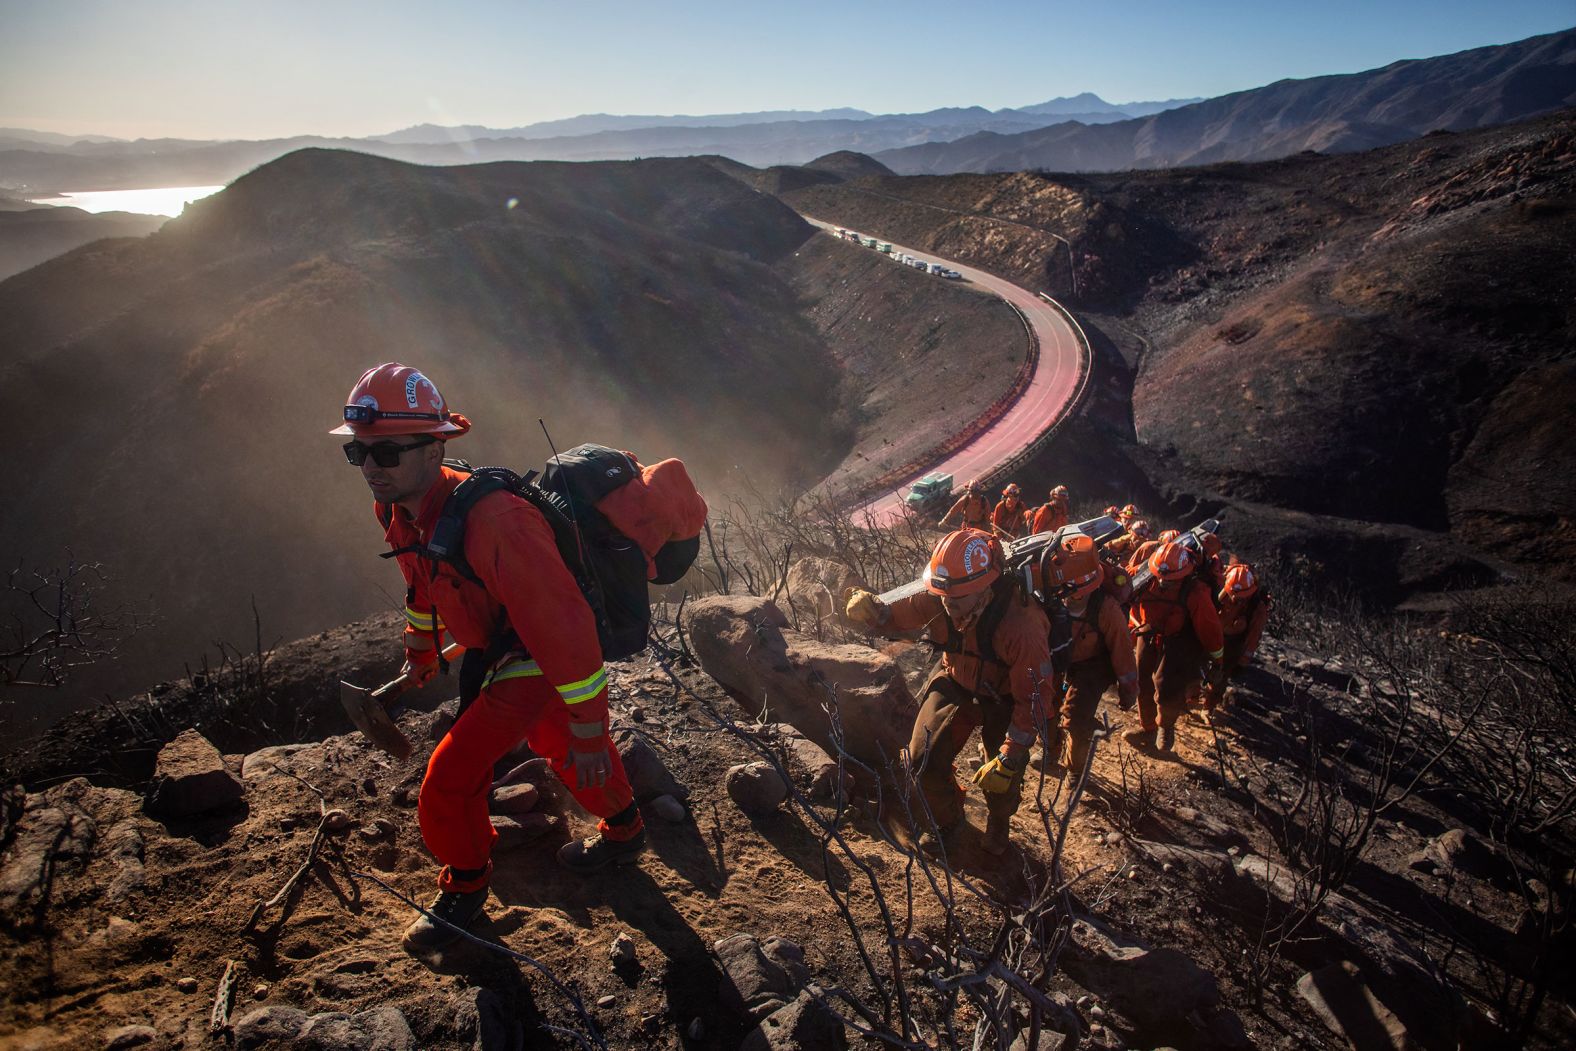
[0,28,1570,195]
[876,28,1576,173]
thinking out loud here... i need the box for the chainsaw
[339,641,464,760]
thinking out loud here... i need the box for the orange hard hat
[1003,483,1021,497]
[1201,532,1223,558]
[1104,505,1121,517]
[965,479,983,494]
[1158,529,1181,543]
[924,529,1001,597]
[1051,484,1069,498]
[1130,519,1154,540]
[1122,504,1139,517]
[331,363,471,438]
[1149,540,1193,582]
[1223,563,1257,598]
[1042,534,1102,600]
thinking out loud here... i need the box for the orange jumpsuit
[1126,538,1162,576]
[384,467,639,893]
[1028,497,1069,535]
[1055,592,1139,774]
[1206,590,1272,706]
[992,497,1029,540]
[942,493,992,531]
[882,590,1052,827]
[1128,576,1224,733]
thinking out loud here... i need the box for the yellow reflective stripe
[405,607,441,631]
[482,658,542,689]
[555,666,608,706]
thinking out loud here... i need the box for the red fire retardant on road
[803,219,1085,528]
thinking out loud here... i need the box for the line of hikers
[850,489,1272,855]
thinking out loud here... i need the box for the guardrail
[974,291,1094,492]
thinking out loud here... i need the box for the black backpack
[380,445,697,690]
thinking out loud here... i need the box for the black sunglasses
[342,435,438,467]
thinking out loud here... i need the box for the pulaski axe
[340,642,464,760]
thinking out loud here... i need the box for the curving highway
[801,216,1087,528]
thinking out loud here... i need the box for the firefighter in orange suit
[844,530,1052,856]
[992,483,1029,541]
[1204,563,1272,711]
[940,479,992,531]
[1040,535,1138,776]
[332,363,643,952]
[1125,540,1224,752]
[1028,484,1070,534]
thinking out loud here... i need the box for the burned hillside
[772,110,1576,600]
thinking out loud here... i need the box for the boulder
[240,743,316,780]
[1234,854,1465,1051]
[1297,961,1413,1051]
[1008,1028,1068,1051]
[1126,839,1235,882]
[715,933,812,1020]
[144,730,244,818]
[682,596,917,768]
[1425,828,1505,884]
[612,728,689,801]
[727,763,790,815]
[293,1006,416,1050]
[766,723,853,803]
[782,556,868,631]
[740,988,847,1051]
[0,802,95,920]
[490,814,559,851]
[487,783,539,815]
[1062,915,1218,1035]
[233,1005,309,1049]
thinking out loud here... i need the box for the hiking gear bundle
[330,362,471,438]
[381,444,705,668]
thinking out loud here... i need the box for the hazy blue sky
[3,0,1571,139]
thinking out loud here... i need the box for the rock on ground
[682,596,916,768]
[764,723,854,803]
[612,727,689,802]
[727,762,790,815]
[1297,960,1414,1051]
[1063,914,1218,1036]
[145,730,245,818]
[782,555,868,632]
[451,986,523,1051]
[740,988,848,1051]
[714,933,812,1020]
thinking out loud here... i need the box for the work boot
[557,827,647,873]
[982,813,1012,856]
[402,886,488,952]
[1159,725,1177,751]
[1123,726,1157,750]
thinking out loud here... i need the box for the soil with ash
[3,605,1567,1049]
[775,110,1576,606]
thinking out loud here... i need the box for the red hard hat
[1223,563,1257,598]
[1149,540,1194,582]
[1003,483,1021,497]
[1104,505,1121,517]
[966,479,983,494]
[1130,519,1154,540]
[1051,484,1069,498]
[1122,504,1139,517]
[1042,534,1101,601]
[330,362,471,438]
[924,529,1001,597]
[1158,529,1181,543]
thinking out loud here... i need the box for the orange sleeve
[1187,581,1225,658]
[1099,598,1138,687]
[885,592,947,636]
[941,496,967,522]
[464,493,610,743]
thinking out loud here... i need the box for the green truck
[903,472,954,514]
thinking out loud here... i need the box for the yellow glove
[844,588,884,629]
[971,752,1022,794]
